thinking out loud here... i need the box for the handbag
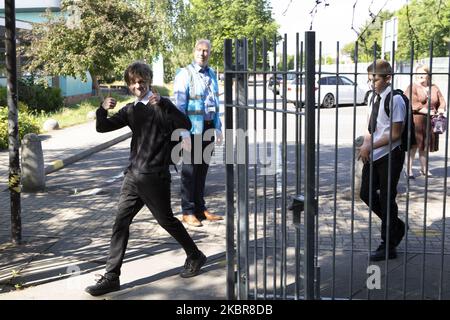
[431,114,447,134]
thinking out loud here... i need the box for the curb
[44,131,132,175]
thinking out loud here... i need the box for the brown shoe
[202,210,224,221]
[195,211,207,221]
[182,214,203,227]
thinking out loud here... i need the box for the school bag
[383,89,417,152]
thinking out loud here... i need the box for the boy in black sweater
[85,61,206,297]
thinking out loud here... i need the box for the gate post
[235,38,249,300]
[224,39,236,300]
[304,31,316,300]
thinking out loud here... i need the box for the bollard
[43,119,59,131]
[354,135,364,198]
[21,133,45,192]
[288,194,305,226]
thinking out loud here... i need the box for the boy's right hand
[102,97,117,110]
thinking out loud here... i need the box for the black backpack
[383,89,417,152]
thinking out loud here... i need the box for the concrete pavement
[0,119,131,191]
[1,96,450,300]
[0,116,228,300]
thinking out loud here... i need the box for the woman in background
[404,65,446,179]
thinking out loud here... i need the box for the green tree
[342,0,449,62]
[277,54,295,70]
[133,0,189,82]
[396,0,450,60]
[23,0,163,93]
[341,10,394,62]
[178,0,279,72]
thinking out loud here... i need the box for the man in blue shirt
[174,39,223,227]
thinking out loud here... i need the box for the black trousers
[105,170,199,277]
[360,147,405,246]
[181,121,215,215]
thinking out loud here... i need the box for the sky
[271,0,407,56]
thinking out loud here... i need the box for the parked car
[268,70,298,94]
[283,75,369,108]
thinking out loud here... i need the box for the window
[327,77,337,85]
[339,76,354,85]
[319,77,328,85]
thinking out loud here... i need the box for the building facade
[0,0,93,104]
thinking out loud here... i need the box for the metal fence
[223,31,450,300]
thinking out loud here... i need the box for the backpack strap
[384,89,404,117]
[185,64,197,98]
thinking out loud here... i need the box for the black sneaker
[85,274,120,296]
[180,251,207,278]
[370,243,397,262]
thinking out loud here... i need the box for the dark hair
[367,59,392,77]
[124,61,153,85]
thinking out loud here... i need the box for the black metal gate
[224,31,450,300]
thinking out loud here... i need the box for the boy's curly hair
[124,61,153,85]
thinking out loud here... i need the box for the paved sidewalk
[0,120,131,191]
[0,113,228,300]
[1,105,449,300]
[0,136,227,300]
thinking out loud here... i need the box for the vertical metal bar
[5,0,22,244]
[367,42,377,301]
[294,32,301,300]
[314,41,322,301]
[235,39,241,300]
[299,40,304,194]
[349,41,359,299]
[245,38,250,299]
[295,36,301,193]
[272,35,278,299]
[384,40,396,300]
[224,39,236,300]
[438,45,450,300]
[421,41,434,300]
[281,34,288,299]
[331,41,340,299]
[403,42,415,300]
[299,40,304,299]
[236,38,249,300]
[304,31,316,300]
[262,38,268,299]
[252,37,258,300]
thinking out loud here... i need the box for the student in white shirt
[359,59,407,262]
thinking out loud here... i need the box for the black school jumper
[96,97,199,278]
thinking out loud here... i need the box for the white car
[283,75,370,108]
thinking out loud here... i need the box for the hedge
[0,106,41,150]
[0,78,64,114]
